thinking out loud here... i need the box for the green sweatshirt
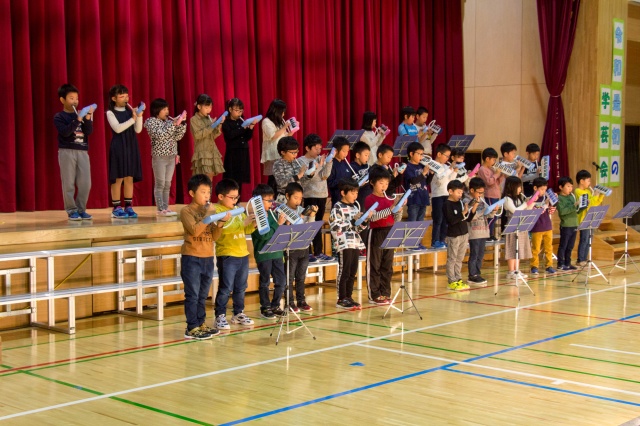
[557,193,578,227]
[251,210,283,263]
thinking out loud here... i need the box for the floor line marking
[571,344,640,357]
[1,281,637,422]
[358,344,640,399]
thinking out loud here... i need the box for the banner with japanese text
[610,18,624,186]
[599,85,611,185]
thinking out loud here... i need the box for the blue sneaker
[68,211,82,221]
[412,244,428,251]
[434,241,446,249]
[545,267,557,274]
[431,241,441,249]
[79,212,92,220]
[308,254,318,263]
[111,206,128,219]
[125,206,138,218]
[530,267,539,275]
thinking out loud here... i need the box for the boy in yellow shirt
[575,170,605,266]
[213,179,257,329]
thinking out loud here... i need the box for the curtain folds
[0,0,464,211]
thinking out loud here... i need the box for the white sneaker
[516,270,528,279]
[156,210,170,216]
[230,312,254,325]
[166,209,178,217]
[506,271,517,280]
[215,314,230,330]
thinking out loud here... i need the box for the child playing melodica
[502,176,540,279]
[575,170,605,267]
[179,174,228,339]
[330,179,374,309]
[250,184,286,319]
[349,141,371,209]
[414,106,437,155]
[450,148,469,185]
[299,133,334,262]
[190,94,225,182]
[477,147,505,240]
[282,182,318,312]
[273,136,310,202]
[53,83,94,221]
[221,97,258,196]
[107,84,143,218]
[359,111,387,166]
[404,142,430,250]
[213,179,257,330]
[556,177,579,271]
[430,144,458,249]
[464,177,496,285]
[445,179,477,291]
[365,168,407,305]
[144,98,187,216]
[522,143,541,197]
[529,177,557,276]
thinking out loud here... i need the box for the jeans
[407,204,427,222]
[286,249,309,304]
[468,238,486,277]
[152,155,175,211]
[257,257,286,309]
[58,148,91,214]
[214,256,249,317]
[180,255,214,330]
[431,196,448,243]
[557,227,577,267]
[578,229,590,262]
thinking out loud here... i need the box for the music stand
[325,130,365,150]
[611,202,640,274]
[260,221,323,345]
[572,205,610,286]
[496,209,542,299]
[381,221,432,319]
[393,135,418,157]
[447,135,476,153]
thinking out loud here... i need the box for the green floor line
[1,364,13,369]
[22,371,213,425]
[314,326,640,385]
[2,319,187,351]
[1,318,326,376]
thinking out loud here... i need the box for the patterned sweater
[297,155,332,198]
[273,158,310,195]
[330,201,367,251]
[144,117,187,157]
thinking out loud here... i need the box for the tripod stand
[610,202,640,274]
[495,209,542,300]
[381,221,431,319]
[260,221,323,345]
[572,205,609,286]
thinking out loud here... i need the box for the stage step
[610,242,640,252]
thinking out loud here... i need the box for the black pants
[337,248,359,300]
[468,238,486,277]
[304,197,327,256]
[285,249,309,304]
[557,226,577,267]
[367,227,393,300]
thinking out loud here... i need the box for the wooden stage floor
[2,257,640,424]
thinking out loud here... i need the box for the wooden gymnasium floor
[2,254,640,424]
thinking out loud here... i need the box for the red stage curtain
[537,0,581,190]
[0,0,464,212]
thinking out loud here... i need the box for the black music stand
[572,205,610,286]
[325,130,365,150]
[611,202,640,274]
[496,209,542,299]
[381,221,432,319]
[260,221,323,345]
[447,135,476,153]
[393,135,418,157]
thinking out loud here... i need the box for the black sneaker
[468,275,487,284]
[345,297,362,309]
[336,299,354,309]
[184,326,214,340]
[476,275,488,283]
[271,306,285,316]
[199,323,220,336]
[299,301,313,311]
[260,308,276,319]
[289,303,300,313]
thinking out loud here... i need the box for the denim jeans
[431,196,448,243]
[257,257,286,309]
[214,255,249,317]
[578,229,590,262]
[468,238,486,277]
[557,227,577,267]
[407,204,427,222]
[180,255,214,330]
[152,155,175,211]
